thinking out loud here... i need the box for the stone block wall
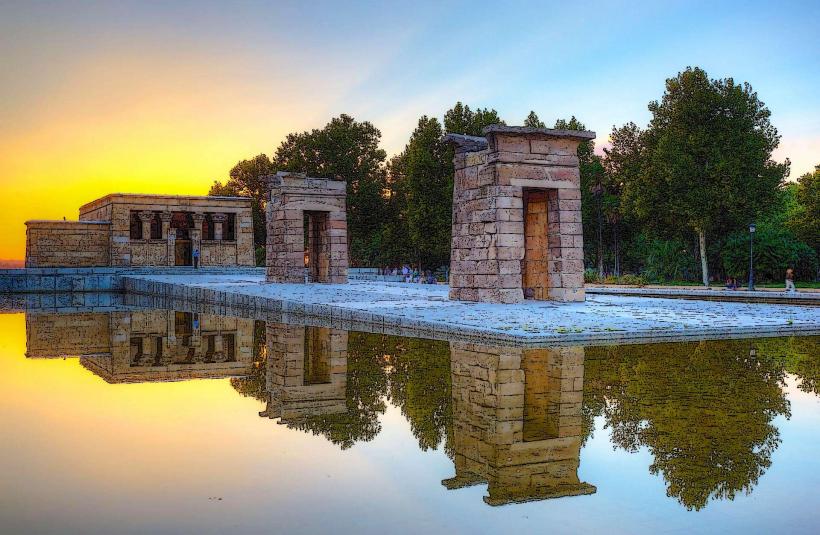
[447,126,594,303]
[262,323,348,420]
[25,312,111,358]
[80,310,256,383]
[442,342,595,505]
[79,194,255,267]
[266,172,348,284]
[25,221,111,267]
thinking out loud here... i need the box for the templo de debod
[446,126,595,304]
[266,172,348,284]
[25,194,255,268]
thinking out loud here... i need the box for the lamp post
[748,223,756,291]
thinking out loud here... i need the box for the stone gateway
[446,125,595,304]
[266,172,348,284]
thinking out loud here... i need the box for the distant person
[402,264,410,282]
[193,248,200,269]
[426,271,437,285]
[725,277,737,290]
[785,268,796,292]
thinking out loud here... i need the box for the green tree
[403,116,454,269]
[787,165,820,261]
[273,114,388,266]
[524,111,546,128]
[603,123,645,276]
[443,101,505,136]
[377,153,413,267]
[583,339,790,510]
[721,222,817,281]
[629,67,789,286]
[208,153,273,260]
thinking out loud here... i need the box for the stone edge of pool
[117,274,820,346]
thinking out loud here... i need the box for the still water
[0,305,818,534]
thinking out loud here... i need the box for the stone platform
[120,273,820,344]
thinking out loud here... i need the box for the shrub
[255,246,266,267]
[584,268,600,283]
[619,273,648,286]
[634,234,699,282]
[722,224,818,281]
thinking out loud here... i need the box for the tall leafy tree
[524,111,546,128]
[603,123,645,276]
[378,153,413,267]
[272,114,388,266]
[403,116,454,269]
[629,67,789,286]
[787,165,820,260]
[208,153,274,259]
[443,101,505,136]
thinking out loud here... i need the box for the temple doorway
[522,189,551,300]
[303,211,329,283]
[171,212,193,266]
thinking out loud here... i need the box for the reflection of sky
[0,312,818,533]
[1,0,819,260]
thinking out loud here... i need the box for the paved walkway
[123,273,820,344]
[586,285,819,305]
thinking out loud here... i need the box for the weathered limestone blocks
[266,172,348,284]
[446,126,595,304]
[25,309,256,382]
[25,221,111,268]
[443,342,595,505]
[25,194,255,268]
[261,323,348,420]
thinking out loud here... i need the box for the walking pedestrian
[785,268,796,292]
[193,248,200,269]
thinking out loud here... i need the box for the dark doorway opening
[522,189,551,300]
[303,211,329,282]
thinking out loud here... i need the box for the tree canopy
[626,67,789,285]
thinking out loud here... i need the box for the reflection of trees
[229,321,268,402]
[286,333,388,450]
[583,339,791,510]
[380,336,452,455]
[228,328,453,452]
[754,336,820,396]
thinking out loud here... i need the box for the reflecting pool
[0,304,818,534]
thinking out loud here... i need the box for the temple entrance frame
[266,172,348,284]
[446,125,595,304]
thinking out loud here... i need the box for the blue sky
[0,0,817,256]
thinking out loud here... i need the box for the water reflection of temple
[443,343,596,506]
[25,310,256,382]
[260,324,348,422]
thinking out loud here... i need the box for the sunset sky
[1,0,818,260]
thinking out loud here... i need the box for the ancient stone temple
[25,194,255,267]
[446,125,595,303]
[260,324,348,422]
[443,343,595,505]
[266,172,348,284]
[25,309,256,382]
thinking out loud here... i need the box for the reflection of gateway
[443,343,596,505]
[260,324,347,421]
[25,310,255,383]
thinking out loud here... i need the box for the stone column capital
[211,212,228,223]
[159,211,173,222]
[191,212,205,224]
[137,210,155,222]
